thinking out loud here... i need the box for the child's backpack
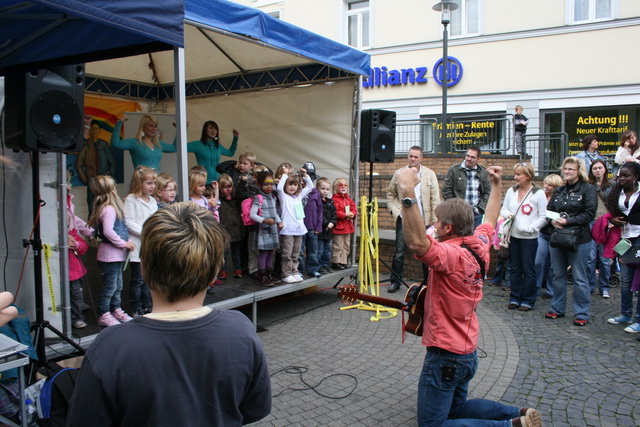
[240,195,264,226]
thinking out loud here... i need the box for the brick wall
[357,153,544,281]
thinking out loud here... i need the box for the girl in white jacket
[124,166,158,316]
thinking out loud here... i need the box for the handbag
[550,228,580,252]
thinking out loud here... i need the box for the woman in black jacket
[605,162,640,333]
[544,156,597,326]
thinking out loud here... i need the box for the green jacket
[442,161,492,214]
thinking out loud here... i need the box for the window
[450,0,481,37]
[345,1,370,49]
[569,0,616,23]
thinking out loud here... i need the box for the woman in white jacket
[501,163,548,311]
[124,166,158,316]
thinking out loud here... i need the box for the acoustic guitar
[339,284,427,336]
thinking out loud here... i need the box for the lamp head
[432,0,459,24]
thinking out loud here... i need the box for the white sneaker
[281,275,296,284]
[602,290,610,299]
[72,320,87,329]
[98,312,120,327]
[292,274,304,283]
[624,322,640,333]
[111,308,133,323]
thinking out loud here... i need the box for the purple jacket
[303,188,323,233]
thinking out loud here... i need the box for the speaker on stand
[360,109,396,201]
[3,65,86,364]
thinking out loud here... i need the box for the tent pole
[350,76,363,267]
[57,153,72,336]
[174,47,188,201]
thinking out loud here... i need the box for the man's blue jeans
[550,241,592,320]
[98,261,123,314]
[417,349,520,426]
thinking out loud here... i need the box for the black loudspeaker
[360,109,396,163]
[4,64,85,152]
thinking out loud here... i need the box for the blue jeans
[509,237,538,308]
[129,262,151,312]
[588,241,611,293]
[417,349,519,426]
[392,217,429,285]
[534,234,553,297]
[550,241,592,320]
[223,241,244,272]
[299,231,320,275]
[619,237,640,322]
[98,261,123,314]
[318,238,332,270]
[473,212,483,231]
[489,259,510,287]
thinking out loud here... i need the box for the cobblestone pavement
[251,279,640,427]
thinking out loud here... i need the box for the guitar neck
[344,291,407,311]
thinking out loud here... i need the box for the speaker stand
[26,152,85,366]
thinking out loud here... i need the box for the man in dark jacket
[442,146,491,229]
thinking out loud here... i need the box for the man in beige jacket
[386,146,440,293]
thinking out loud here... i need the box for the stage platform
[45,261,360,356]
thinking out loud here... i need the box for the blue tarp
[0,0,184,74]
[0,0,369,78]
[186,0,370,76]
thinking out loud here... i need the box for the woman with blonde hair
[544,157,597,326]
[112,114,176,170]
[500,163,547,311]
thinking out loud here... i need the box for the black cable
[270,366,357,400]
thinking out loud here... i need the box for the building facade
[248,0,640,173]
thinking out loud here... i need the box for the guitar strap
[460,244,486,279]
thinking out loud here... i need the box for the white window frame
[449,0,483,38]
[344,0,371,49]
[565,0,618,25]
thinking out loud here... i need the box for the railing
[523,132,569,175]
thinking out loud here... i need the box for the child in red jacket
[331,178,357,270]
[68,226,89,329]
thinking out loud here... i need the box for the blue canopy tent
[0,0,369,340]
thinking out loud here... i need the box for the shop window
[450,0,481,37]
[345,0,370,49]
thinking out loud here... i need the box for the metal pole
[57,153,72,336]
[442,22,449,153]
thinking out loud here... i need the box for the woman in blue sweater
[187,121,239,183]
[111,115,176,171]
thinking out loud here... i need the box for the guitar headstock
[339,285,361,304]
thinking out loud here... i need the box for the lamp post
[433,1,458,153]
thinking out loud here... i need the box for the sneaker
[602,290,610,299]
[292,274,304,283]
[233,270,243,278]
[219,270,227,279]
[607,315,633,325]
[281,275,296,284]
[143,306,153,314]
[311,271,322,278]
[214,278,224,286]
[624,322,640,333]
[111,308,133,323]
[72,320,87,329]
[98,312,120,327]
[513,408,542,427]
[573,318,588,326]
[545,311,564,319]
[206,286,216,295]
[132,310,145,318]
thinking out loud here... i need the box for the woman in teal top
[187,121,238,183]
[111,115,176,171]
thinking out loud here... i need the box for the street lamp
[433,0,458,153]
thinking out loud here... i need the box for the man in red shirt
[396,165,542,427]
